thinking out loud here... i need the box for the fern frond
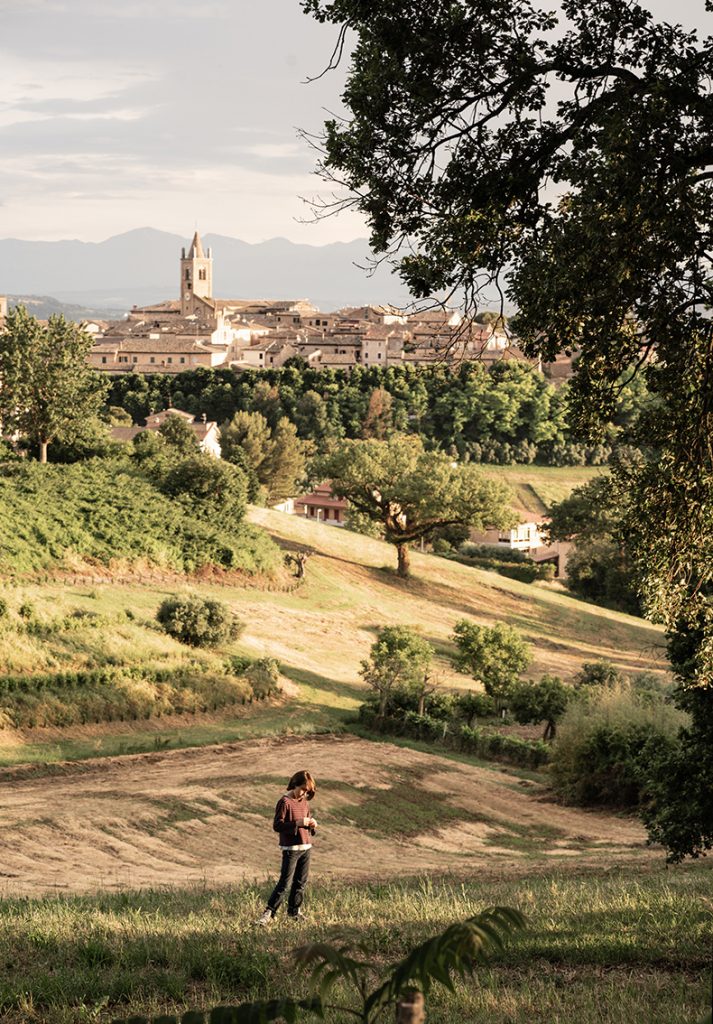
[365,906,526,1017]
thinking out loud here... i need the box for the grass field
[1,864,709,1023]
[480,465,604,517]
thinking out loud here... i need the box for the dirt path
[0,736,652,895]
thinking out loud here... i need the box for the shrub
[245,657,281,699]
[454,690,496,726]
[574,659,627,690]
[550,683,688,808]
[18,601,36,620]
[0,598,8,619]
[156,595,244,648]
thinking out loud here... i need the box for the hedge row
[359,706,550,769]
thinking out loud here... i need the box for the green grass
[480,465,604,515]
[0,865,708,1023]
[0,459,281,576]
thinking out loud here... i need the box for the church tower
[180,231,213,315]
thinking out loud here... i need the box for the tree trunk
[396,989,425,1023]
[544,719,556,741]
[39,440,48,464]
[396,542,410,578]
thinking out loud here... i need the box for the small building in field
[294,481,348,526]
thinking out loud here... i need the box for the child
[256,769,317,924]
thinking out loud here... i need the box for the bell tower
[180,231,213,315]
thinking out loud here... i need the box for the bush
[550,683,688,808]
[358,703,549,769]
[453,690,496,726]
[574,659,626,690]
[244,657,281,699]
[156,595,244,648]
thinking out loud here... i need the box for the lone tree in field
[318,434,513,577]
[361,625,434,718]
[302,0,713,860]
[452,621,531,711]
[0,306,107,463]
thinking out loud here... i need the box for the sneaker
[288,909,305,921]
[255,908,274,926]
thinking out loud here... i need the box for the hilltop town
[67,231,572,380]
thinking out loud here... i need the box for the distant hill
[7,295,125,322]
[0,227,413,313]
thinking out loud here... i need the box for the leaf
[365,906,526,1017]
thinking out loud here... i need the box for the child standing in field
[256,770,318,924]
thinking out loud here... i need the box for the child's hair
[287,769,316,800]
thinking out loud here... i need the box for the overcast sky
[0,0,710,245]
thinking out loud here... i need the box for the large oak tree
[302,0,713,859]
[317,433,513,576]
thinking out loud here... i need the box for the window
[378,352,382,359]
[133,356,138,363]
[185,269,190,281]
[199,268,206,281]
[101,356,107,364]
[150,357,155,364]
[167,357,173,364]
[180,357,186,364]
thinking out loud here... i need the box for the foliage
[244,657,281,700]
[359,626,434,717]
[0,305,108,463]
[109,907,525,1024]
[0,666,254,730]
[545,469,641,614]
[221,410,306,504]
[318,433,514,576]
[551,683,687,809]
[107,363,648,465]
[574,660,626,690]
[359,704,550,769]
[158,414,200,454]
[453,690,496,726]
[508,675,571,740]
[0,460,280,576]
[452,621,531,708]
[161,455,248,526]
[156,595,244,648]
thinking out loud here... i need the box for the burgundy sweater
[273,794,315,848]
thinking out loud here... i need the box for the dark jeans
[267,848,311,917]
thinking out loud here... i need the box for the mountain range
[0,227,413,316]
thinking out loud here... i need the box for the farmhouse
[110,407,221,457]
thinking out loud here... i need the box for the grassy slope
[481,464,603,517]
[2,865,709,1023]
[0,504,666,764]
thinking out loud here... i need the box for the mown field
[2,865,709,1024]
[480,464,603,517]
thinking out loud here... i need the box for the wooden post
[395,989,425,1023]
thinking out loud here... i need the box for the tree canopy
[317,433,514,575]
[302,0,713,859]
[0,306,107,463]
